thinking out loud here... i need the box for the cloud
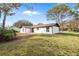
[23,10,31,14]
[32,11,38,15]
[23,10,40,15]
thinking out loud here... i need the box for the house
[20,23,60,34]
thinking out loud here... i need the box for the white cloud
[23,10,32,14]
[23,10,40,15]
[32,11,38,15]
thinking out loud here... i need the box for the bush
[0,28,16,42]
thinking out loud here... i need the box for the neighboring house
[20,23,60,34]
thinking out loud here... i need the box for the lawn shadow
[35,34,53,37]
[56,32,79,37]
[16,33,79,39]
[15,34,35,41]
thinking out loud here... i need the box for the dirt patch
[15,33,36,41]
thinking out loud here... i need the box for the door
[31,28,34,33]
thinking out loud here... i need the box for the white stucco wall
[52,26,59,34]
[33,27,53,34]
[20,27,31,33]
[20,26,59,34]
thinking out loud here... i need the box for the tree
[0,23,2,27]
[47,4,70,31]
[69,10,79,30]
[75,3,79,9]
[0,3,20,29]
[37,23,44,25]
[13,20,33,28]
[68,4,79,30]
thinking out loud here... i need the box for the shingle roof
[22,23,59,28]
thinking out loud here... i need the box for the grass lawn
[0,32,79,56]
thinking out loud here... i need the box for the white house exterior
[20,23,60,34]
[20,27,31,33]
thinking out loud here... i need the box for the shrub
[0,27,16,42]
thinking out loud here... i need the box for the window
[37,27,39,30]
[23,28,24,32]
[46,27,49,32]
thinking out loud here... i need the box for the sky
[0,3,77,26]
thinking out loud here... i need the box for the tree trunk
[61,23,63,31]
[2,12,6,29]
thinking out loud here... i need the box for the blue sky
[0,3,76,26]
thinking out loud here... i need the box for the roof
[22,23,59,28]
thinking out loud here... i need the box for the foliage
[69,10,79,20]
[0,3,20,29]
[0,27,16,42]
[59,19,79,31]
[37,23,44,25]
[0,23,2,27]
[75,3,79,9]
[47,4,70,31]
[9,26,20,32]
[62,4,79,31]
[13,20,33,28]
[47,4,70,24]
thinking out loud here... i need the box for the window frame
[37,27,39,30]
[46,27,49,32]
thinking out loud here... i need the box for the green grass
[0,32,79,56]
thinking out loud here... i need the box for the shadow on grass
[35,32,79,37]
[15,34,35,41]
[36,34,53,37]
[56,33,79,37]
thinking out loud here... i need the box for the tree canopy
[75,3,79,9]
[69,4,79,21]
[37,23,44,25]
[0,3,20,29]
[47,4,70,24]
[13,20,33,28]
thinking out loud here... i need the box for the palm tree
[0,3,20,29]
